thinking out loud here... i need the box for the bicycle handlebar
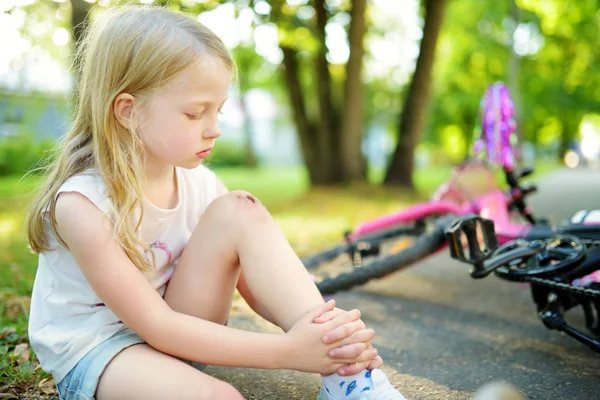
[504,167,537,224]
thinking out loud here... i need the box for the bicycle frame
[350,162,532,244]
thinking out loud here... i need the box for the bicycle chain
[524,276,600,298]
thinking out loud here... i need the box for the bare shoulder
[54,191,108,241]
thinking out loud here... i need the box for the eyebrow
[189,97,228,106]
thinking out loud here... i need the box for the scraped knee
[231,190,259,205]
[207,190,268,223]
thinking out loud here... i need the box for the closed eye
[185,113,202,120]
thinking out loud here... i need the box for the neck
[143,153,175,187]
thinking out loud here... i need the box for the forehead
[159,57,232,100]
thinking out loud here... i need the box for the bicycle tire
[312,218,452,295]
[301,223,425,269]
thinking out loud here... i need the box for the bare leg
[96,344,243,400]
[164,190,324,331]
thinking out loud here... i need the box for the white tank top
[28,165,217,383]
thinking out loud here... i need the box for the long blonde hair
[26,5,234,271]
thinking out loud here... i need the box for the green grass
[0,159,561,397]
[214,166,310,207]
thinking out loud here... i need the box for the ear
[113,92,137,129]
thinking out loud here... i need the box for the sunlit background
[2,0,600,177]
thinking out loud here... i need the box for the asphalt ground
[208,167,600,400]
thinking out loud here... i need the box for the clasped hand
[284,299,383,376]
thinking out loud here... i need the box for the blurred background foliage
[1,0,600,185]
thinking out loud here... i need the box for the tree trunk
[314,0,340,182]
[340,0,367,182]
[508,0,523,149]
[280,46,323,182]
[384,0,446,189]
[238,96,258,168]
[70,0,91,49]
[275,0,369,185]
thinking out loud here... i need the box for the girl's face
[137,57,232,171]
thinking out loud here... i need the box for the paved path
[208,167,600,399]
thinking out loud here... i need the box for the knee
[207,190,270,225]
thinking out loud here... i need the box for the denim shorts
[56,328,206,400]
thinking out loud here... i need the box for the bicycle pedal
[445,215,499,266]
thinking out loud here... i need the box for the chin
[183,159,204,169]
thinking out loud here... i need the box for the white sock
[321,370,373,399]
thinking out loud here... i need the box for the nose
[203,116,221,140]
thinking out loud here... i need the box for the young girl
[25,5,406,400]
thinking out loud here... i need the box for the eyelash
[186,113,202,120]
[185,110,224,120]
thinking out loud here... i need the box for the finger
[328,342,367,360]
[331,346,377,365]
[314,308,345,323]
[331,328,375,348]
[323,318,366,344]
[366,355,384,370]
[326,309,361,329]
[335,348,379,376]
[323,362,347,376]
[308,299,336,321]
[337,361,370,376]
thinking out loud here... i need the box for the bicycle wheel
[302,216,453,295]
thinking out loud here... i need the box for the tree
[518,0,600,158]
[384,0,446,189]
[71,0,92,49]
[270,0,368,185]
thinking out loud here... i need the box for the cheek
[139,118,197,156]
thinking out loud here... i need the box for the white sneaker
[317,369,406,400]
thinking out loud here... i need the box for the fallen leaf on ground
[12,343,30,364]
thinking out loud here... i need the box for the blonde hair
[26,5,234,271]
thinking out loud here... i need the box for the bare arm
[56,192,288,369]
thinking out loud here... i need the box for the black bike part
[474,242,544,279]
[301,223,425,269]
[591,286,600,335]
[557,223,600,241]
[561,247,600,281]
[493,235,586,281]
[445,215,498,270]
[504,167,538,224]
[526,218,600,242]
[313,216,455,295]
[539,301,600,353]
[524,225,558,240]
[444,215,540,279]
[518,167,534,180]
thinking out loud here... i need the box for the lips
[196,147,213,159]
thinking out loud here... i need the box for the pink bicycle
[303,83,600,352]
[302,156,541,294]
[303,83,542,294]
